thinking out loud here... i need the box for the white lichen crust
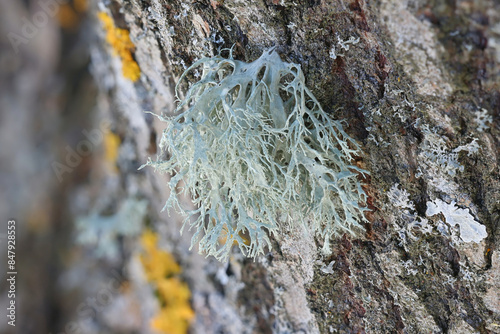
[144,48,368,260]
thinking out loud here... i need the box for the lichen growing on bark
[144,48,368,260]
[98,11,141,82]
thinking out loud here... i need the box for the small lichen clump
[426,199,487,243]
[145,48,368,260]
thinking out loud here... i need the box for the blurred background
[0,1,249,333]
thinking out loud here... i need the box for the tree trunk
[2,0,500,333]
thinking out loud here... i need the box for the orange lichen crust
[140,230,194,334]
[97,12,140,82]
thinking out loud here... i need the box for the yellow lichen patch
[140,230,181,281]
[139,230,194,334]
[103,130,121,173]
[152,278,194,334]
[156,278,191,305]
[152,304,194,334]
[97,12,141,82]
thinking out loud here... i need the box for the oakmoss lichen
[144,48,368,260]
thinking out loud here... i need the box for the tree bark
[2,0,500,333]
[87,0,500,333]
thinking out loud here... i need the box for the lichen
[426,198,487,243]
[329,35,360,60]
[140,230,194,334]
[474,108,492,132]
[143,48,368,260]
[98,12,141,82]
[387,183,432,245]
[418,125,463,178]
[416,124,480,195]
[140,229,181,281]
[387,183,414,211]
[76,198,148,258]
[103,129,121,173]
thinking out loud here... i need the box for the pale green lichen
[474,108,492,132]
[143,48,368,260]
[76,198,148,258]
[426,198,487,243]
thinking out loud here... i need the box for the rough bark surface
[1,0,500,333]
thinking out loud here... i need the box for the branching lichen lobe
[144,48,368,260]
